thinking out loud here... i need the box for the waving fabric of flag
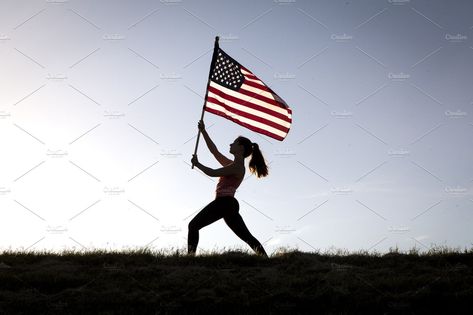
[204,47,292,141]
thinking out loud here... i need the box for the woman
[189,120,269,258]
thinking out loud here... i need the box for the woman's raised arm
[198,120,232,166]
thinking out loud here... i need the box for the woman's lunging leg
[188,199,225,255]
[224,212,269,258]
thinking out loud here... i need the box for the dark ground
[0,246,472,314]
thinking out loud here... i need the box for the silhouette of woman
[189,120,269,258]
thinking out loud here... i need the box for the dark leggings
[188,196,268,257]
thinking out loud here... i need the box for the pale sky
[0,0,472,254]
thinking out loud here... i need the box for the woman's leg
[187,198,226,255]
[223,200,269,258]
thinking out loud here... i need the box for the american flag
[204,47,292,141]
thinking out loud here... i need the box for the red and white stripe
[204,66,292,141]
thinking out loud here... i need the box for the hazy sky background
[0,0,472,254]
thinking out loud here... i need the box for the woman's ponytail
[249,142,268,178]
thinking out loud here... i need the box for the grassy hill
[0,246,472,314]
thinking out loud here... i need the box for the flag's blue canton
[210,49,244,91]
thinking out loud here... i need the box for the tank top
[215,172,244,197]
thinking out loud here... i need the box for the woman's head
[229,136,268,178]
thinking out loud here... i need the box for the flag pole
[191,36,219,169]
